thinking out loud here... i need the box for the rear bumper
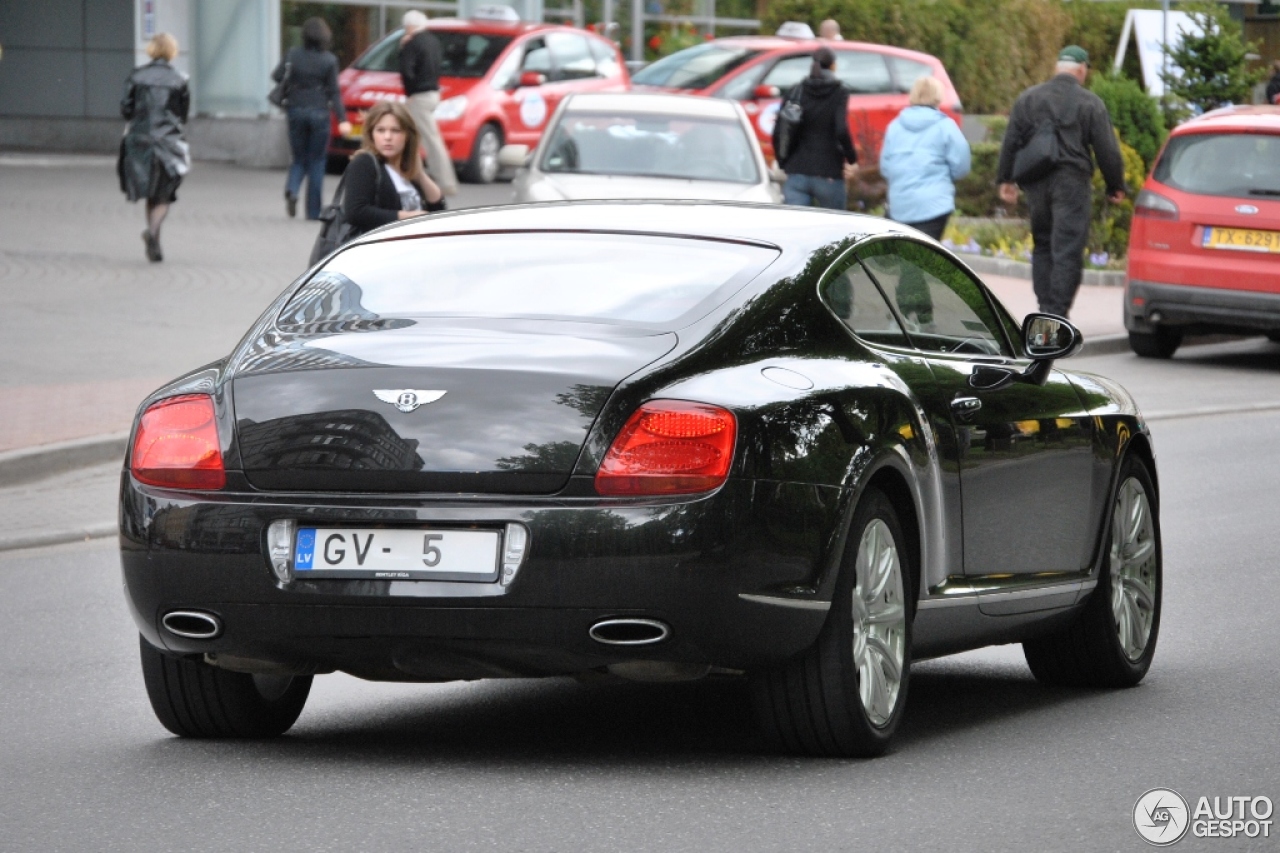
[1124,278,1280,336]
[119,475,844,679]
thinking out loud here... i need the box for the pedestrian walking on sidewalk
[879,75,971,241]
[772,47,858,210]
[271,17,351,220]
[118,32,190,263]
[341,101,444,240]
[997,45,1125,318]
[400,10,459,196]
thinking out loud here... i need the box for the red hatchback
[1125,106,1280,357]
[631,33,961,165]
[331,12,629,183]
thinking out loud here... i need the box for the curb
[958,253,1126,288]
[0,433,128,488]
[0,523,117,554]
[1078,333,1131,357]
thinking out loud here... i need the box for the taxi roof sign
[776,21,815,39]
[472,4,521,21]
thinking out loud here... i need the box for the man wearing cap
[997,46,1125,318]
[400,10,458,196]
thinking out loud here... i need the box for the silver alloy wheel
[476,128,500,183]
[1110,477,1158,661]
[851,518,907,727]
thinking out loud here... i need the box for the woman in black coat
[271,17,350,220]
[342,101,444,240]
[118,32,190,262]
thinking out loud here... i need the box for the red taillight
[1134,189,1179,221]
[130,394,226,490]
[595,400,736,496]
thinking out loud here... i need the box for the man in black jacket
[400,10,458,195]
[997,46,1125,318]
[772,47,857,210]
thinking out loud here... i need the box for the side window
[588,37,620,79]
[490,48,521,89]
[820,256,912,349]
[715,63,766,101]
[521,38,552,76]
[548,32,596,81]
[834,51,893,94]
[888,57,933,94]
[857,240,1012,357]
[761,55,813,95]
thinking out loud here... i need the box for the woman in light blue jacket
[879,76,971,240]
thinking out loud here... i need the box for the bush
[1090,74,1166,170]
[1088,133,1146,261]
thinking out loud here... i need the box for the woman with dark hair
[342,101,444,239]
[271,17,351,220]
[118,32,190,262]
[771,47,857,211]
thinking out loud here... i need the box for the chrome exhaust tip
[162,610,223,640]
[589,618,670,646]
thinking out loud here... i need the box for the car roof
[562,92,742,119]
[358,200,904,251]
[708,35,945,65]
[1171,105,1280,136]
[424,18,572,36]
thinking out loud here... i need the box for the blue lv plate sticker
[295,528,317,570]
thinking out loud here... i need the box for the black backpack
[308,155,382,266]
[773,88,804,165]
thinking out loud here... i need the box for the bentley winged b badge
[373,389,447,413]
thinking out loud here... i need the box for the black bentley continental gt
[120,201,1162,756]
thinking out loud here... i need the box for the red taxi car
[330,8,629,182]
[1124,106,1280,358]
[631,26,961,165]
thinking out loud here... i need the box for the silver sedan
[499,92,782,203]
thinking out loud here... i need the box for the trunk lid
[232,321,676,493]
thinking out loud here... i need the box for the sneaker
[285,191,298,218]
[142,230,162,262]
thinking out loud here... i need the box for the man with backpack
[771,47,857,211]
[997,46,1126,318]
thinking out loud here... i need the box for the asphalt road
[3,342,1279,852]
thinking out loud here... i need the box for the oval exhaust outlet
[162,610,223,640]
[589,618,670,646]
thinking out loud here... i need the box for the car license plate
[293,527,501,581]
[1202,227,1280,253]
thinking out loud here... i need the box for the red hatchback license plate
[1202,227,1280,254]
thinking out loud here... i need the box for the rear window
[632,44,762,90]
[355,30,513,78]
[286,233,777,327]
[1154,132,1280,199]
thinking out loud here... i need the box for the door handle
[951,396,982,417]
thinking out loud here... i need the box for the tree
[1160,1,1265,116]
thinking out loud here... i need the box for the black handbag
[308,155,383,266]
[1011,121,1061,185]
[773,89,804,165]
[268,55,292,109]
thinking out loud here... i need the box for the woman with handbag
[271,17,350,220]
[118,32,190,263]
[341,101,444,240]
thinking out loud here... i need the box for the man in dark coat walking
[400,10,458,196]
[997,46,1126,318]
[772,47,857,210]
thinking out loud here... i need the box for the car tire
[1128,328,1181,359]
[325,153,349,175]
[1023,454,1161,688]
[139,636,312,738]
[750,487,913,757]
[461,123,502,184]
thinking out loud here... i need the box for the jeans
[1025,170,1093,317]
[286,108,331,220]
[782,173,847,210]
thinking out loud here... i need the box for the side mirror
[498,144,531,169]
[1023,313,1082,361]
[518,70,547,88]
[752,84,780,100]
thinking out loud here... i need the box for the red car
[330,10,629,183]
[630,30,961,165]
[1124,105,1280,358]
